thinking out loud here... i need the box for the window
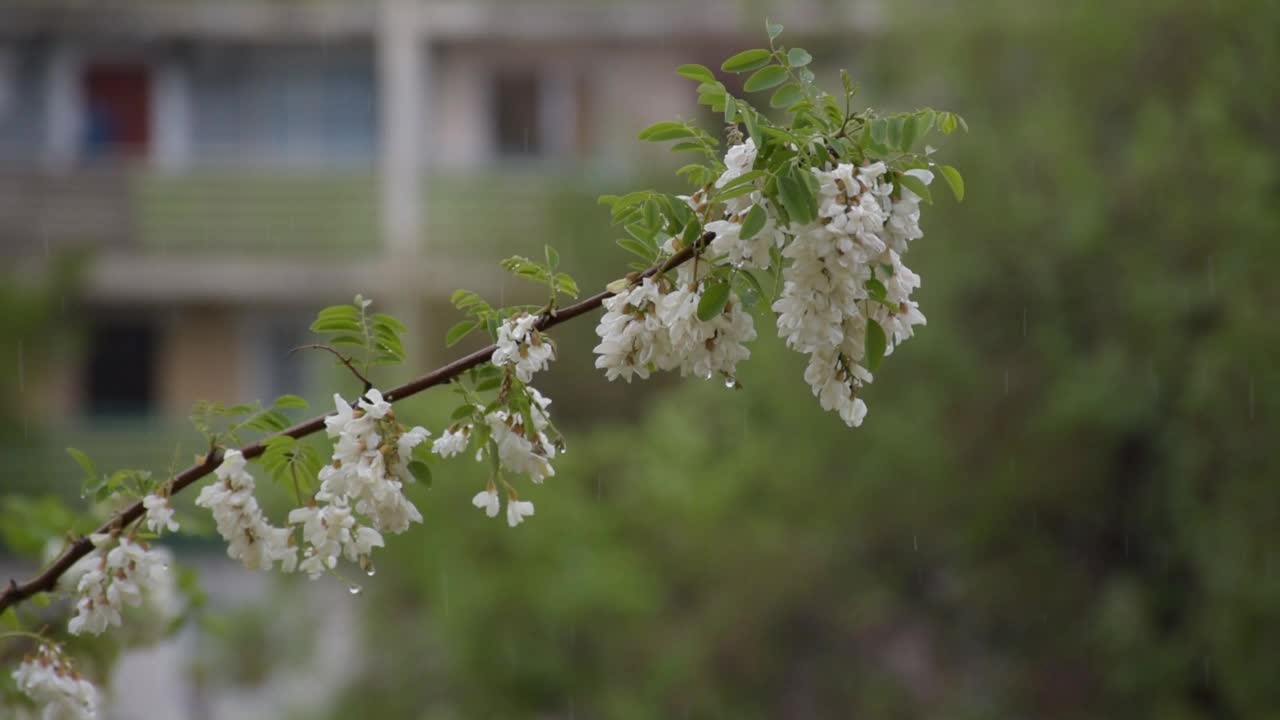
[85,323,155,417]
[492,69,541,157]
[81,63,151,160]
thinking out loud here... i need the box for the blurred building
[0,0,875,429]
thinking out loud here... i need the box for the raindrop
[703,371,713,381]
[365,565,377,577]
[16,339,23,393]
[912,534,918,552]
[347,584,363,596]
[1249,376,1256,421]
[724,377,735,389]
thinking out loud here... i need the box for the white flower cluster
[595,134,935,427]
[11,644,98,720]
[491,313,555,383]
[449,387,559,528]
[773,162,932,426]
[195,450,296,572]
[66,536,169,637]
[595,139,772,386]
[141,493,178,534]
[296,390,428,578]
[432,424,471,459]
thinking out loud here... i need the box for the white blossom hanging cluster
[195,449,297,573]
[774,162,932,426]
[65,535,170,637]
[595,139,773,387]
[441,329,561,526]
[596,134,935,427]
[491,313,555,383]
[11,644,98,720]
[141,492,178,534]
[296,389,429,578]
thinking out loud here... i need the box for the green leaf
[739,204,767,240]
[273,394,308,409]
[744,65,788,92]
[721,48,772,73]
[676,64,716,83]
[767,21,784,40]
[617,237,655,261]
[769,83,805,109]
[681,218,703,248]
[887,116,905,149]
[939,164,965,202]
[900,115,918,151]
[897,173,934,204]
[371,313,408,334]
[66,447,97,481]
[638,121,695,142]
[786,48,812,67]
[407,461,432,487]
[310,317,361,333]
[445,319,478,347]
[777,172,815,225]
[696,281,731,321]
[742,107,762,146]
[865,278,888,302]
[554,273,580,298]
[865,320,887,373]
[723,94,737,123]
[450,404,476,422]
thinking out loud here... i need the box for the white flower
[67,537,169,637]
[593,277,674,383]
[358,388,393,420]
[142,494,178,534]
[803,349,871,427]
[12,644,99,720]
[195,450,296,573]
[715,138,757,188]
[315,391,425,537]
[471,488,500,518]
[659,272,756,382]
[288,499,383,580]
[506,499,535,528]
[492,313,555,383]
[432,425,471,458]
[487,410,556,484]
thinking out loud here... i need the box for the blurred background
[2,0,1278,717]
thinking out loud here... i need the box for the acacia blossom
[195,449,296,572]
[491,313,555,383]
[432,425,471,459]
[141,493,178,534]
[11,644,98,720]
[64,535,171,637]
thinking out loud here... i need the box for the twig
[0,243,700,614]
[289,343,374,392]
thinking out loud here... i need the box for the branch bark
[0,244,698,614]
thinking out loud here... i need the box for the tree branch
[0,244,699,614]
[289,343,374,392]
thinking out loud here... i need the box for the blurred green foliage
[327,1,1280,718]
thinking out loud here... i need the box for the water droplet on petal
[724,377,736,389]
[348,584,363,596]
[365,565,376,577]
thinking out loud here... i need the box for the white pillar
[153,54,191,172]
[43,43,81,170]
[377,0,427,365]
[378,0,425,260]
